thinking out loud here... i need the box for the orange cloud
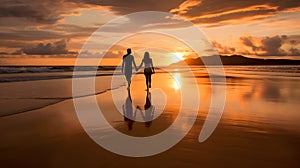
[170,0,202,15]
[168,0,300,26]
[191,4,277,20]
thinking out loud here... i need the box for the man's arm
[133,58,138,71]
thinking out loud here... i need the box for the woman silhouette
[138,52,155,90]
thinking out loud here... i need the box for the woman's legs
[144,68,153,89]
[148,74,152,88]
[144,74,152,89]
[145,74,149,89]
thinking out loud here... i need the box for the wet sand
[0,70,299,167]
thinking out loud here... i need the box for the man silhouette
[122,48,138,88]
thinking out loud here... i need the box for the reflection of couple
[122,89,154,130]
[122,48,155,90]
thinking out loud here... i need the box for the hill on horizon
[172,55,300,66]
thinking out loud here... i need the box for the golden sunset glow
[1,1,300,167]
[173,52,185,60]
[172,73,182,90]
[0,0,299,66]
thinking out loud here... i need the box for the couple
[121,48,155,90]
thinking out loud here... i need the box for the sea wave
[223,65,300,73]
[0,66,117,74]
[1,65,300,83]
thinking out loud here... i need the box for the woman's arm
[151,59,155,73]
[137,59,144,71]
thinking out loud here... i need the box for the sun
[173,52,185,60]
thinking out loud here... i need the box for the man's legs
[126,74,132,88]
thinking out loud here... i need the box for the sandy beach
[0,66,299,167]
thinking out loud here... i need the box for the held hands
[135,66,139,72]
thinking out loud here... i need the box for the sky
[0,0,300,65]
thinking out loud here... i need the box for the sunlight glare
[173,52,185,60]
[172,73,181,90]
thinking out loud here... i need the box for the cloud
[170,0,300,25]
[0,0,83,24]
[79,50,123,58]
[0,24,97,42]
[0,40,29,49]
[63,0,300,27]
[97,11,191,34]
[70,0,185,15]
[20,40,77,55]
[212,41,235,54]
[290,39,298,45]
[0,4,58,24]
[239,35,300,56]
[0,52,9,55]
[48,24,98,33]
[289,47,300,56]
[188,5,277,25]
[281,35,288,40]
[64,0,300,28]
[170,0,202,15]
[240,36,259,52]
[0,30,64,41]
[240,35,285,56]
[1,0,300,27]
[260,36,285,55]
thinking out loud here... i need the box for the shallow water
[1,65,300,130]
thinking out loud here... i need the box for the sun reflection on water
[172,73,181,90]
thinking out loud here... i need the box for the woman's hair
[143,51,150,60]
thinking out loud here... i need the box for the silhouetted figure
[122,48,138,89]
[122,89,136,130]
[137,91,155,127]
[138,51,155,90]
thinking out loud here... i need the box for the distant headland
[172,55,300,66]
